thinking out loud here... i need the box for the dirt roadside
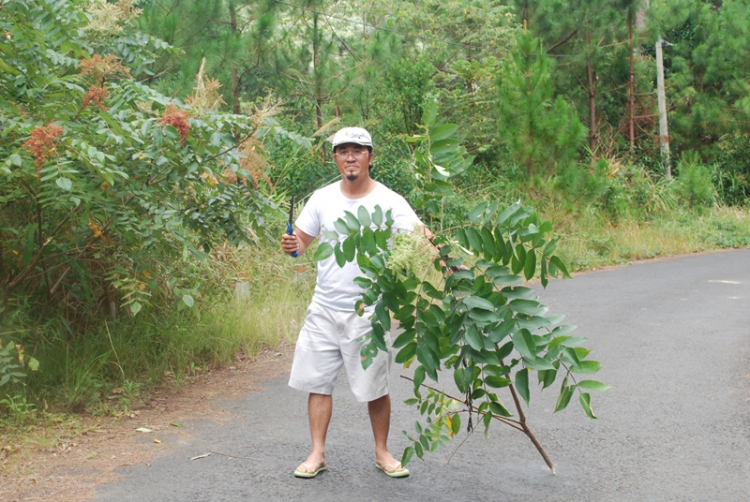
[0,345,295,502]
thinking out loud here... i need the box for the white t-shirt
[296,180,422,311]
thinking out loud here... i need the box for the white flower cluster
[387,230,434,278]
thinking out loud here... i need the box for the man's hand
[281,233,300,256]
[281,228,314,257]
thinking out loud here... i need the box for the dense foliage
[0,0,308,392]
[137,0,750,197]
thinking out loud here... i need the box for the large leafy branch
[313,112,607,472]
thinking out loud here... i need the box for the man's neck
[340,176,377,199]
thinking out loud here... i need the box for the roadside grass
[0,410,85,476]
[554,206,750,271]
[1,241,314,422]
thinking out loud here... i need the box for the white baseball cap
[331,127,373,151]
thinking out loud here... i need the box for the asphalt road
[95,250,750,502]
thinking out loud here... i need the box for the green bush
[675,152,717,207]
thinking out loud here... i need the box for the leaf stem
[400,374,556,473]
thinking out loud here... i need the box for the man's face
[333,142,373,181]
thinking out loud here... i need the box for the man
[281,126,420,479]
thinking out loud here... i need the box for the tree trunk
[636,0,650,32]
[586,33,598,154]
[313,12,323,131]
[628,11,635,150]
[230,3,241,115]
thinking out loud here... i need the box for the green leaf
[515,369,530,406]
[463,296,495,311]
[344,211,360,232]
[361,341,379,370]
[182,294,194,308]
[451,270,474,281]
[375,302,391,331]
[370,254,385,271]
[334,244,346,268]
[489,400,512,417]
[468,201,489,224]
[524,356,556,371]
[343,234,356,262]
[512,329,536,360]
[401,446,415,467]
[313,242,334,261]
[362,228,377,255]
[481,227,496,257]
[484,376,511,388]
[488,318,515,343]
[372,205,384,227]
[516,315,551,331]
[463,324,484,351]
[559,335,587,346]
[577,380,611,392]
[468,309,501,323]
[496,202,521,226]
[372,323,388,351]
[454,368,468,393]
[508,299,544,316]
[552,325,578,337]
[353,277,371,288]
[10,153,23,166]
[538,368,557,389]
[454,228,468,248]
[570,360,602,374]
[28,357,40,371]
[451,413,461,435]
[385,209,394,227]
[523,249,536,280]
[511,244,526,275]
[334,219,350,235]
[419,434,429,450]
[554,382,574,413]
[423,101,438,126]
[375,229,390,250]
[543,238,558,257]
[465,227,483,253]
[471,388,487,399]
[416,346,439,379]
[550,256,572,278]
[579,392,597,419]
[130,302,142,315]
[421,281,443,300]
[395,340,417,361]
[414,440,424,459]
[430,124,459,142]
[56,177,72,191]
[322,229,339,241]
[357,205,371,227]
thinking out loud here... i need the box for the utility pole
[655,38,671,177]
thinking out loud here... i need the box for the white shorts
[288,301,391,403]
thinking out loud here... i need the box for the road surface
[95,250,750,501]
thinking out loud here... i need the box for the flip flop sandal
[376,462,410,478]
[294,463,327,478]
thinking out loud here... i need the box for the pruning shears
[287,195,298,258]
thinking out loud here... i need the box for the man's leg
[368,394,407,474]
[296,393,332,474]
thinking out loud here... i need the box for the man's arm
[281,228,315,256]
